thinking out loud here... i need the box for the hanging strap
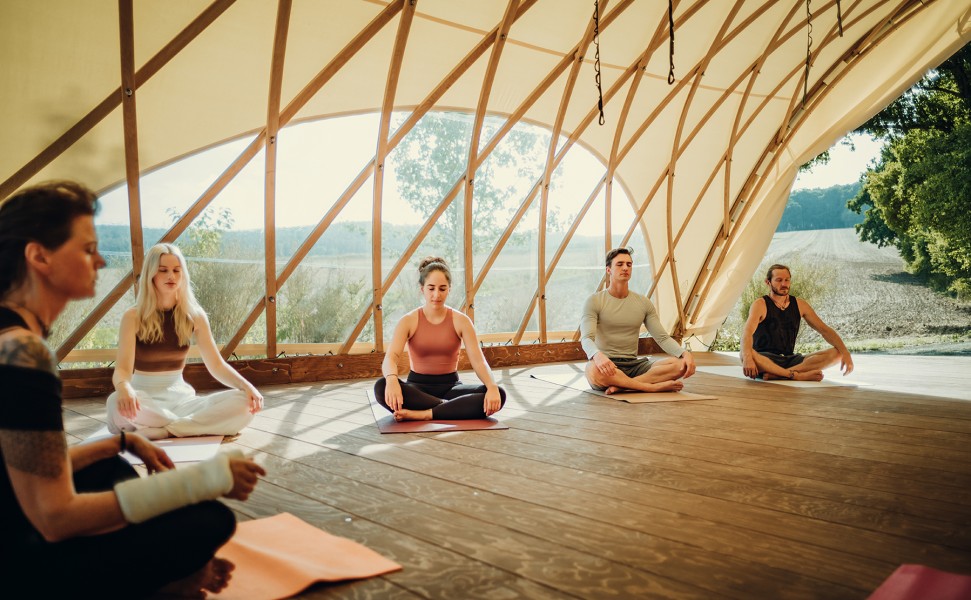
[803,0,813,106]
[593,0,605,125]
[668,0,675,84]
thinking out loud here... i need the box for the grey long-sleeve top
[579,289,684,360]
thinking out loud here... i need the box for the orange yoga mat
[212,512,401,600]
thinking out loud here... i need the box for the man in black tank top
[740,264,854,381]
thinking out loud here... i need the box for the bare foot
[650,380,684,392]
[793,369,824,381]
[763,370,824,381]
[607,381,683,393]
[154,557,235,598]
[394,408,433,421]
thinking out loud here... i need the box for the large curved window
[68,111,639,365]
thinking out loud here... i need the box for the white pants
[106,370,253,437]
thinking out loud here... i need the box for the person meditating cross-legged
[106,243,263,439]
[740,263,853,381]
[374,257,506,421]
[581,247,696,393]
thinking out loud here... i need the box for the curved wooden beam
[372,0,417,353]
[337,0,542,354]
[511,0,713,344]
[645,4,819,302]
[55,0,403,361]
[462,0,520,322]
[534,0,613,343]
[466,0,636,306]
[687,0,926,331]
[0,0,237,200]
[664,1,745,336]
[222,0,542,358]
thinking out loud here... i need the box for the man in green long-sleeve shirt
[580,247,695,394]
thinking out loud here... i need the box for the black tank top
[752,295,801,355]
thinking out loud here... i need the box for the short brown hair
[605,247,633,267]
[0,180,99,298]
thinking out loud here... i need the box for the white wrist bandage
[114,449,243,524]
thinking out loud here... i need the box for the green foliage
[850,42,971,298]
[393,112,563,265]
[850,124,971,297]
[855,44,971,138]
[715,259,835,352]
[778,183,862,231]
[277,266,368,343]
[171,207,262,342]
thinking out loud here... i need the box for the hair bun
[418,256,448,272]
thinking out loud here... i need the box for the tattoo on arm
[0,429,67,478]
[0,332,56,375]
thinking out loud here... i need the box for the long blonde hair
[134,244,202,346]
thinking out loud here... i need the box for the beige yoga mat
[366,390,508,433]
[696,365,870,388]
[86,426,224,464]
[212,512,401,600]
[529,372,716,403]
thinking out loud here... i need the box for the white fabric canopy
[3,0,970,354]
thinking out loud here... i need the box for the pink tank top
[408,308,461,375]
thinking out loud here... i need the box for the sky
[98,118,884,231]
[791,132,883,190]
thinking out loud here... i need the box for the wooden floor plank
[60,352,971,599]
[235,425,854,599]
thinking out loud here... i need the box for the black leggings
[4,456,236,599]
[374,371,506,419]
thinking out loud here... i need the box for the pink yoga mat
[212,512,401,600]
[366,390,508,433]
[868,564,971,600]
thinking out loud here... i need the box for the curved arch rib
[57,0,404,360]
[463,0,520,322]
[372,0,418,352]
[0,0,237,200]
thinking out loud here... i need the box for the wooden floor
[63,352,971,599]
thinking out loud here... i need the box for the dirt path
[761,229,971,353]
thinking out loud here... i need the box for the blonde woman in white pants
[107,244,263,439]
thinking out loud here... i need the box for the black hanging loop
[593,0,605,125]
[803,0,813,107]
[836,0,844,37]
[667,0,675,84]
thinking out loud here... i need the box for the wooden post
[118,0,144,285]
[263,0,292,358]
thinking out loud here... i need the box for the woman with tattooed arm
[0,181,264,598]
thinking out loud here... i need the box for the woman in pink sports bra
[375,257,506,421]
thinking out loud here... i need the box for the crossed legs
[584,357,686,394]
[745,347,841,381]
